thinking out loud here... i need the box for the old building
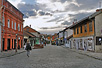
[63,27,73,48]
[70,9,102,52]
[24,26,40,46]
[1,0,24,51]
[0,0,2,51]
[23,30,36,46]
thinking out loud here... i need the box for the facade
[0,0,1,51]
[70,9,102,52]
[63,27,73,48]
[24,26,41,46]
[58,31,64,45]
[0,0,24,51]
[23,30,36,46]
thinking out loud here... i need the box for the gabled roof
[24,30,36,37]
[69,9,102,29]
[67,35,73,40]
[24,26,40,34]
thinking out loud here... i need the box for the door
[14,39,16,49]
[2,38,5,51]
[12,39,13,49]
[7,39,10,50]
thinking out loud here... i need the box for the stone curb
[71,50,102,61]
[61,46,102,61]
[0,50,26,58]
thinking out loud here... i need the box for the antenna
[99,1,102,8]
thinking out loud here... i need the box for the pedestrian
[84,45,86,51]
[25,39,32,57]
[23,43,26,50]
[44,42,46,46]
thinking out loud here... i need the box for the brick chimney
[96,9,102,12]
[73,22,74,24]
[30,25,31,27]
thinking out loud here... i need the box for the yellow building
[70,9,102,52]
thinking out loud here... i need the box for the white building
[63,27,73,48]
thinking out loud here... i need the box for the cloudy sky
[9,0,102,34]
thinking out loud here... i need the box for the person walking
[25,39,32,57]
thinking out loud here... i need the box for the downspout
[1,0,5,52]
[93,18,96,52]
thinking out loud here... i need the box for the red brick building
[0,0,24,51]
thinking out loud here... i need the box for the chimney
[96,9,102,12]
[73,19,77,24]
[96,2,102,12]
[73,22,74,24]
[30,25,31,27]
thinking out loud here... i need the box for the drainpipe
[0,0,5,52]
[93,18,96,52]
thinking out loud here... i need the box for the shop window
[96,37,102,45]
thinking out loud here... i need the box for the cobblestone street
[0,45,102,68]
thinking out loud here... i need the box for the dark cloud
[37,10,45,16]
[69,13,92,22]
[39,29,59,35]
[61,21,71,25]
[17,3,52,18]
[40,26,62,29]
[47,17,61,22]
[65,0,102,11]
[51,0,72,3]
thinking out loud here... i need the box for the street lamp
[15,34,18,52]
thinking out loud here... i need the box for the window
[27,28,29,31]
[89,22,92,32]
[80,26,82,33]
[77,28,79,34]
[18,24,20,31]
[96,37,102,45]
[74,28,76,35]
[15,22,16,30]
[8,19,10,28]
[12,21,13,29]
[2,16,5,26]
[84,24,87,32]
[21,25,22,31]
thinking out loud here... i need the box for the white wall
[95,13,102,36]
[59,32,63,38]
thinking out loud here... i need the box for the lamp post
[15,34,18,52]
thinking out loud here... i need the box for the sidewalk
[0,48,26,58]
[61,45,102,61]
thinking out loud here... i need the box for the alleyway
[0,45,102,68]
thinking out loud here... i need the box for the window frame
[8,19,10,28]
[15,22,16,30]
[89,22,92,32]
[84,24,87,32]
[80,26,82,33]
